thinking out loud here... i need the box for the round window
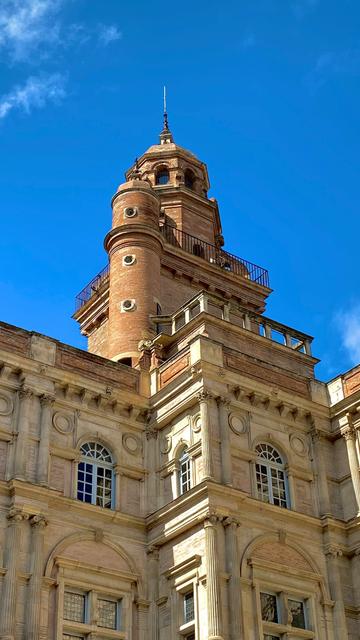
[122,299,135,312]
[124,207,138,218]
[123,255,136,266]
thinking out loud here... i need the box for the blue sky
[0,0,359,381]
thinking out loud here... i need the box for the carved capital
[197,389,212,403]
[7,508,29,523]
[18,387,34,401]
[146,545,159,560]
[145,427,158,440]
[309,426,322,444]
[204,511,220,527]
[325,545,343,559]
[40,394,55,408]
[341,425,356,441]
[216,395,231,409]
[30,514,48,529]
[222,516,241,529]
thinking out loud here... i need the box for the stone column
[37,395,54,486]
[14,387,34,480]
[223,517,241,640]
[351,549,360,609]
[216,397,232,486]
[146,546,159,640]
[325,546,348,640]
[0,508,29,639]
[26,515,48,640]
[198,391,214,480]
[204,514,224,640]
[145,425,158,513]
[310,426,331,516]
[340,415,360,515]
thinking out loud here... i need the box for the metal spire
[160,85,173,144]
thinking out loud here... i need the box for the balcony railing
[160,223,269,288]
[152,291,313,356]
[75,264,109,311]
[75,225,269,311]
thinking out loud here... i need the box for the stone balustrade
[152,291,313,356]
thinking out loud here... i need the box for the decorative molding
[122,432,142,456]
[30,514,48,529]
[191,413,202,433]
[7,507,29,523]
[228,412,250,436]
[164,554,201,579]
[160,434,172,454]
[289,432,309,457]
[0,390,14,416]
[197,389,212,403]
[52,411,74,435]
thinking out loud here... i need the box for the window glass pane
[63,591,85,622]
[98,598,117,629]
[180,453,191,494]
[260,592,278,623]
[289,599,306,628]
[77,462,93,503]
[256,463,270,502]
[184,591,195,623]
[96,466,112,508]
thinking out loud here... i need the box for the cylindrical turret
[104,177,162,365]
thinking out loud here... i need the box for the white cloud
[308,49,360,88]
[0,0,65,62]
[336,305,360,365]
[0,73,66,120]
[98,24,122,47]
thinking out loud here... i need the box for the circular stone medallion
[52,412,74,435]
[0,392,13,416]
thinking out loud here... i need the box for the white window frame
[178,449,192,496]
[76,442,115,510]
[255,444,290,509]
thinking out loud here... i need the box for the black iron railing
[75,225,269,311]
[160,224,269,287]
[75,264,109,311]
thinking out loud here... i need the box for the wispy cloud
[292,0,319,19]
[308,49,360,88]
[0,0,65,62]
[98,24,122,47]
[335,304,360,365]
[0,73,66,120]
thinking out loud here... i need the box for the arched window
[255,443,289,509]
[179,447,191,495]
[184,169,195,189]
[156,168,169,185]
[77,442,114,509]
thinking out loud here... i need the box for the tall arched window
[77,442,114,509]
[255,443,289,509]
[179,447,191,495]
[156,168,169,185]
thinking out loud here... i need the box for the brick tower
[74,115,269,365]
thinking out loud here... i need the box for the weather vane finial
[160,85,173,143]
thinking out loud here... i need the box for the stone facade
[0,121,359,639]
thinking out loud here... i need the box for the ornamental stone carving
[228,412,249,436]
[0,391,14,416]
[192,413,202,433]
[160,434,172,454]
[30,514,48,529]
[52,411,74,435]
[289,432,308,457]
[197,389,212,403]
[122,432,142,456]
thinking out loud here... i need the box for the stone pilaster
[204,514,224,640]
[146,546,159,640]
[310,426,331,516]
[37,395,55,486]
[325,545,348,640]
[223,517,241,640]
[351,548,360,609]
[14,387,34,480]
[216,397,232,486]
[26,515,48,640]
[145,425,158,513]
[0,508,29,640]
[197,390,214,480]
[339,415,360,515]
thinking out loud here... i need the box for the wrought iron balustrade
[75,264,109,311]
[160,223,269,288]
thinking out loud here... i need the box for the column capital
[216,395,231,408]
[18,386,34,400]
[340,425,356,441]
[204,511,221,527]
[7,507,29,523]
[222,516,241,529]
[30,514,48,529]
[197,389,213,403]
[339,412,353,430]
[325,544,343,558]
[145,426,158,440]
[146,545,159,560]
[40,394,55,407]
